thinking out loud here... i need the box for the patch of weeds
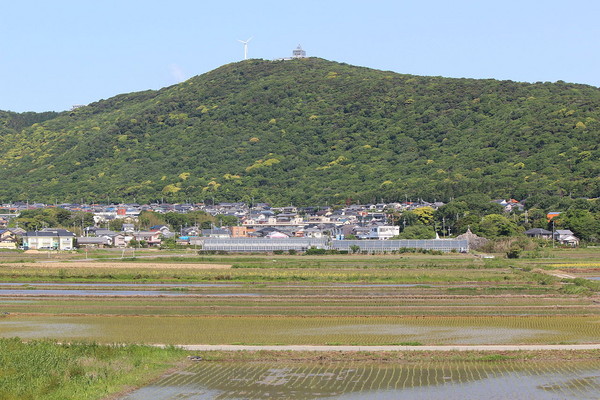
[561,284,590,295]
[391,342,423,346]
[476,354,513,362]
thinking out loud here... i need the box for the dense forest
[0,58,598,205]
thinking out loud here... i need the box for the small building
[547,212,561,222]
[106,233,127,247]
[181,226,200,237]
[122,223,135,233]
[292,45,306,58]
[150,225,171,235]
[201,228,231,239]
[369,225,400,240]
[554,230,579,246]
[132,231,162,246]
[266,231,289,239]
[76,236,111,248]
[22,229,75,250]
[0,229,18,249]
[524,228,553,239]
[230,226,248,238]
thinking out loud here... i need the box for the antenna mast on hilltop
[238,37,253,60]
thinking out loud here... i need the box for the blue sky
[2,0,599,112]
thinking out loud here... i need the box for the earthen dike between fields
[29,262,232,269]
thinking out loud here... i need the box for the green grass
[0,338,185,400]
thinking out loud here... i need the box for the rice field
[122,360,600,400]
[0,291,598,316]
[2,314,599,345]
[0,249,599,399]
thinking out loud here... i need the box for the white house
[369,225,400,240]
[22,229,75,250]
[554,230,580,246]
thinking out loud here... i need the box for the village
[0,198,580,253]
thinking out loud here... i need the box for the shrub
[506,247,521,259]
[304,247,327,255]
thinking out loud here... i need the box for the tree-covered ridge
[0,110,60,133]
[0,58,598,205]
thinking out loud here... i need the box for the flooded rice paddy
[121,361,600,399]
[0,280,599,345]
[1,314,598,345]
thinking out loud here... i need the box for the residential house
[150,225,171,235]
[524,228,553,239]
[181,226,201,237]
[353,226,372,240]
[230,226,248,238]
[492,199,524,213]
[554,230,580,246]
[22,229,76,250]
[76,236,111,248]
[368,225,400,240]
[306,215,331,224]
[94,230,126,247]
[201,228,231,238]
[0,229,18,249]
[132,231,162,246]
[266,231,289,238]
[8,227,26,236]
[303,227,325,238]
[275,213,303,225]
[106,233,126,247]
[122,223,135,233]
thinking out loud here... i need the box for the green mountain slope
[0,58,598,204]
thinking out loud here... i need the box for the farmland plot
[122,360,600,400]
[1,315,598,345]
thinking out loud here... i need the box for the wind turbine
[238,37,253,60]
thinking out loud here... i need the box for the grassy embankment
[0,338,185,400]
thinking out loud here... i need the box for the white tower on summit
[292,45,306,58]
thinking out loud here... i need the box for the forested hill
[0,58,599,205]
[0,110,59,137]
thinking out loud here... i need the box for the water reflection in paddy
[121,361,600,400]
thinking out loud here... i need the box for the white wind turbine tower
[238,37,253,60]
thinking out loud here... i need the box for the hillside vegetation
[0,58,598,204]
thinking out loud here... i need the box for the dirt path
[25,262,231,269]
[163,344,600,352]
[535,268,576,279]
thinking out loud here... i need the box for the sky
[2,0,600,112]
